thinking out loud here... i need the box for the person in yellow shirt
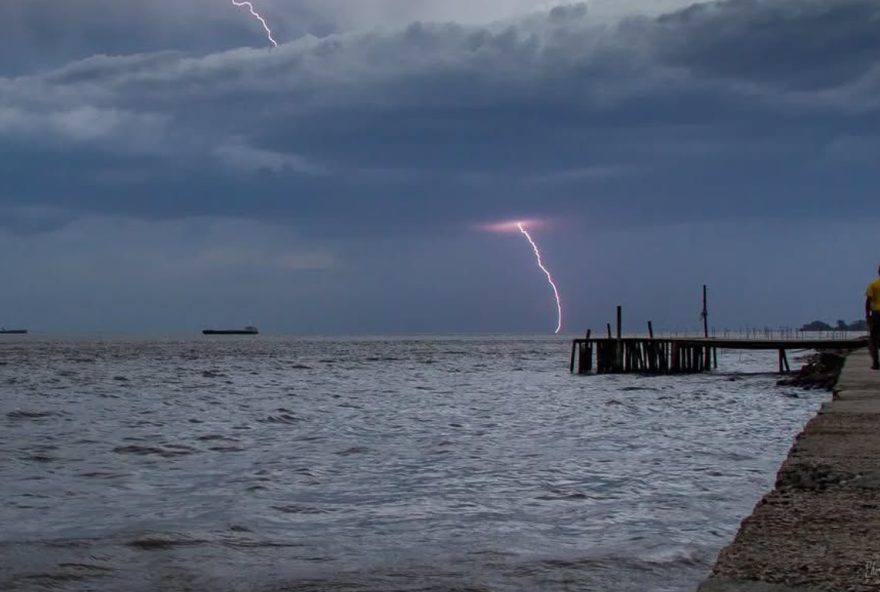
[866,267,880,369]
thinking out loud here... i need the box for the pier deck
[570,336,867,375]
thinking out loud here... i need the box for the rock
[777,352,846,391]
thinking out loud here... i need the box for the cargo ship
[202,326,259,335]
[0,328,27,334]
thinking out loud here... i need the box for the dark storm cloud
[654,0,880,92]
[1,0,879,237]
[0,0,330,75]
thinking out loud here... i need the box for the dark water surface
[0,336,825,591]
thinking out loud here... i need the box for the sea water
[0,336,826,591]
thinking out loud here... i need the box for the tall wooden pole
[616,305,622,340]
[702,285,709,339]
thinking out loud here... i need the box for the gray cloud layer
[0,0,701,74]
[2,0,878,238]
[0,0,878,332]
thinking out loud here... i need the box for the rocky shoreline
[698,348,880,592]
[776,351,847,391]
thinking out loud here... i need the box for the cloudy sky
[1,0,878,334]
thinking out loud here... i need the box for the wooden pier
[573,293,868,375]
[570,336,867,375]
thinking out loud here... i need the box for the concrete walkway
[698,348,880,592]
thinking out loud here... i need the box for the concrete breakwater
[698,349,880,592]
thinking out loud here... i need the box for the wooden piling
[702,285,709,339]
[778,349,791,373]
[571,335,863,376]
[576,330,592,375]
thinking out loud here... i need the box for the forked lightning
[517,222,563,334]
[231,0,278,47]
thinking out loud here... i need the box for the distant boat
[202,326,259,335]
[0,328,27,334]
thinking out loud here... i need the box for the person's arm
[867,290,874,322]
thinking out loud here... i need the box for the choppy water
[0,336,826,592]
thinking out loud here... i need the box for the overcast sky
[1,0,878,335]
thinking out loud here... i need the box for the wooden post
[599,341,609,374]
[648,321,654,339]
[570,341,577,373]
[616,306,622,340]
[607,324,613,339]
[577,330,592,375]
[779,349,791,373]
[702,285,709,339]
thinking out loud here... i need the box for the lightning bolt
[517,222,563,334]
[232,0,279,48]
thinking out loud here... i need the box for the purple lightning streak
[232,0,279,47]
[517,222,563,334]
